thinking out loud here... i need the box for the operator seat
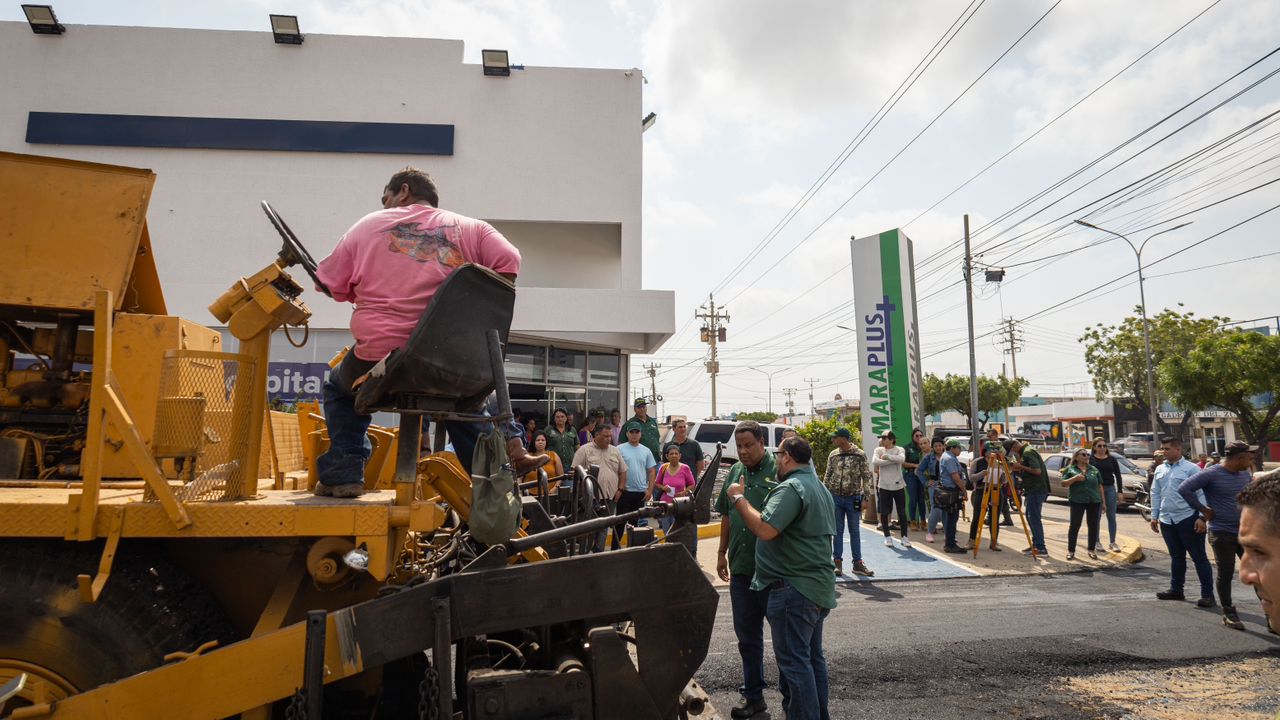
[353,263,515,418]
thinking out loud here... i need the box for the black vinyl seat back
[354,263,515,415]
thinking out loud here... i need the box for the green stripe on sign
[879,230,913,442]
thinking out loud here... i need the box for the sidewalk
[692,509,1144,587]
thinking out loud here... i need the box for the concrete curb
[691,519,1146,586]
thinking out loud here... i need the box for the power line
[903,0,1225,233]
[912,43,1280,291]
[922,200,1280,360]
[707,0,988,298]
[719,0,1064,308]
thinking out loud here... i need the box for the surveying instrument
[971,443,1037,558]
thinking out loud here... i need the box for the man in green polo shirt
[1009,438,1050,557]
[715,421,777,719]
[626,397,662,464]
[728,434,836,720]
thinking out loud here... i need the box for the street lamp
[747,367,790,415]
[1074,219,1192,455]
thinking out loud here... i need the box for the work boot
[1196,597,1217,608]
[507,437,551,476]
[834,558,843,576]
[1222,606,1244,630]
[730,697,767,719]
[1156,590,1186,601]
[313,481,365,498]
[852,560,874,577]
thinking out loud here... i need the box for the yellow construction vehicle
[0,151,719,719]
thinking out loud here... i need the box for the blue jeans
[905,474,927,522]
[318,353,376,486]
[1023,491,1049,553]
[831,493,862,563]
[766,582,830,720]
[927,485,945,534]
[729,575,771,701]
[1162,515,1214,599]
[1103,485,1118,545]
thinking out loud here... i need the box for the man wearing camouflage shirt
[825,427,874,577]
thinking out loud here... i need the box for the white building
[1,21,673,425]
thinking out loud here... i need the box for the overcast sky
[12,0,1279,420]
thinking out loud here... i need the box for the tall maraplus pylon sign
[851,229,925,452]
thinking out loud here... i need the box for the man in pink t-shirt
[312,168,524,497]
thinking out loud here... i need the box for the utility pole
[697,294,730,418]
[998,318,1024,380]
[643,362,662,420]
[1075,219,1192,455]
[782,388,798,421]
[804,378,819,417]
[963,215,980,451]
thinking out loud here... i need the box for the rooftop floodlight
[269,14,303,44]
[482,49,510,76]
[22,4,64,35]
[642,112,657,132]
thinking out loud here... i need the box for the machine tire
[0,539,234,700]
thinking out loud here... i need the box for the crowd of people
[515,396,707,553]
[712,419,1278,719]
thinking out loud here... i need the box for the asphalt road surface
[696,498,1280,719]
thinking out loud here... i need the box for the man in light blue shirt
[1149,437,1213,605]
[613,421,658,547]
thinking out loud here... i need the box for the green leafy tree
[735,411,779,423]
[1080,305,1227,437]
[795,416,862,477]
[922,373,1028,430]
[1160,331,1280,468]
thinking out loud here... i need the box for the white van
[660,421,794,465]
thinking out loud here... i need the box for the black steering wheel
[260,200,332,297]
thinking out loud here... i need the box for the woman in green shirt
[1061,448,1107,561]
[544,408,579,472]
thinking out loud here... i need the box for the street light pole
[748,367,790,415]
[1074,219,1192,455]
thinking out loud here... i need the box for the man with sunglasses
[314,167,524,497]
[728,436,836,720]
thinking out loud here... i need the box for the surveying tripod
[971,451,1037,558]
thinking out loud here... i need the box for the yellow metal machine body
[0,152,455,715]
[0,152,715,720]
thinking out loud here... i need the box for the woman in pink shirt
[656,444,696,531]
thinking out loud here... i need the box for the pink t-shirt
[317,204,521,361]
[657,463,696,503]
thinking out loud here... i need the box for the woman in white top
[873,430,910,548]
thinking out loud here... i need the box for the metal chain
[417,664,440,720]
[284,688,305,720]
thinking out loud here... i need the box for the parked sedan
[1042,452,1146,507]
[1112,433,1158,458]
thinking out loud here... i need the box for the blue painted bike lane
[836,522,979,581]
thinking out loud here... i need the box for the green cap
[633,397,648,407]
[945,439,963,449]
[625,421,643,432]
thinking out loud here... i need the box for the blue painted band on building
[26,112,454,155]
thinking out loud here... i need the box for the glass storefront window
[505,344,545,383]
[548,347,586,385]
[587,352,620,388]
[587,388,621,420]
